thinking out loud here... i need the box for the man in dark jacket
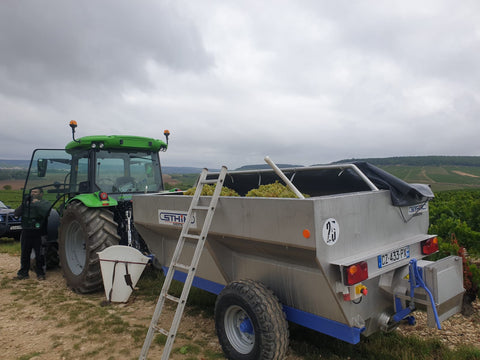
[14,187,50,280]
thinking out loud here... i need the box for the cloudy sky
[1,0,479,169]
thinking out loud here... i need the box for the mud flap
[393,256,464,328]
[420,256,465,327]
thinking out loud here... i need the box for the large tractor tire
[45,208,61,269]
[58,201,120,293]
[215,279,289,360]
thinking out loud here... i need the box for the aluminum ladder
[139,166,228,360]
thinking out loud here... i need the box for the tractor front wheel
[58,201,120,293]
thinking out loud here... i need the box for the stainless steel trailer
[133,163,464,359]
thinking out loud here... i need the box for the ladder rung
[173,263,190,271]
[192,205,210,211]
[183,234,200,240]
[154,326,169,336]
[164,294,180,303]
[200,179,218,185]
[140,166,228,360]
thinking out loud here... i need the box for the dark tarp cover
[213,162,434,207]
[353,162,434,206]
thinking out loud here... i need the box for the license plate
[9,225,22,230]
[378,246,410,268]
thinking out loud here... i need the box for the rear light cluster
[99,192,109,201]
[342,238,438,290]
[421,237,439,255]
[344,261,368,285]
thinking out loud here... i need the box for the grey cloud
[1,1,480,167]
[0,0,213,102]
[315,2,480,84]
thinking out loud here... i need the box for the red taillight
[344,261,368,285]
[421,237,439,255]
[99,192,109,200]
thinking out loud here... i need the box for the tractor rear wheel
[58,201,120,293]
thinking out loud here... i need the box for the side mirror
[37,159,47,178]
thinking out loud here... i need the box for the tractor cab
[65,135,166,200]
[21,121,169,283]
[23,126,168,207]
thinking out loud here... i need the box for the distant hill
[0,160,306,174]
[0,160,213,175]
[4,156,480,170]
[0,160,30,168]
[234,164,303,171]
[4,157,480,192]
[162,166,220,174]
[330,156,480,167]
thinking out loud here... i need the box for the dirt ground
[0,252,225,360]
[162,174,181,185]
[397,300,480,350]
[1,252,479,360]
[0,180,25,191]
[452,170,480,178]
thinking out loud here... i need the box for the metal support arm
[393,259,442,329]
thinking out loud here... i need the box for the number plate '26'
[377,246,410,268]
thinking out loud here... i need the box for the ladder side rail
[140,167,227,360]
[163,168,209,283]
[193,166,227,245]
[161,167,227,360]
[161,266,198,360]
[139,228,193,359]
[178,166,227,296]
[157,168,209,314]
[174,168,209,243]
[139,169,209,360]
[139,292,168,358]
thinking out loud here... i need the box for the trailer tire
[215,279,289,360]
[58,201,120,293]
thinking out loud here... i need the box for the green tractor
[21,121,171,293]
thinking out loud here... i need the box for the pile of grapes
[183,184,240,196]
[245,181,308,198]
[183,181,308,198]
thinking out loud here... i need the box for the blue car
[0,200,22,240]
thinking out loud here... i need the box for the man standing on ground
[14,187,50,280]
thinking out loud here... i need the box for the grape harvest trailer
[133,163,465,360]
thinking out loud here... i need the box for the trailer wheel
[215,279,289,360]
[58,201,120,293]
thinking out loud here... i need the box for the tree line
[333,155,480,167]
[0,169,28,181]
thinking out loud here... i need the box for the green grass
[174,344,201,356]
[379,165,480,191]
[0,238,21,255]
[288,326,480,360]
[136,266,216,316]
[0,189,23,208]
[17,352,43,360]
